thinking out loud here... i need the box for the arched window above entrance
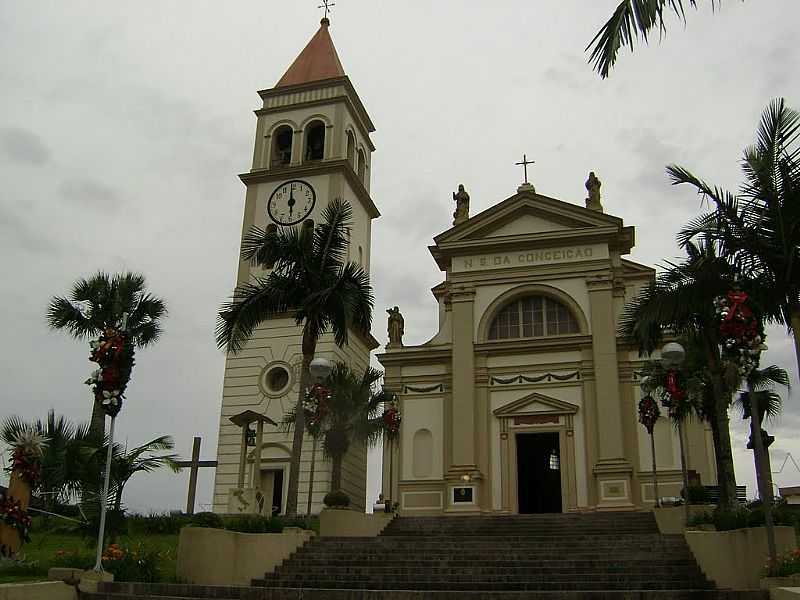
[488,296,579,340]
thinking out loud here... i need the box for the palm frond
[586,0,705,78]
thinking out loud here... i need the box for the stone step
[255,581,717,592]
[271,566,704,577]
[85,587,769,600]
[274,559,701,570]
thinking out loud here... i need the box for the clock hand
[288,184,296,215]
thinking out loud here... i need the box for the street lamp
[309,357,333,382]
[305,356,333,515]
[660,342,691,525]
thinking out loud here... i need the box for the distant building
[780,486,800,505]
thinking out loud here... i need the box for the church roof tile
[275,18,346,88]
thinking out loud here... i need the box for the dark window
[271,126,293,167]
[305,122,325,161]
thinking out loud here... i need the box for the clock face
[267,180,316,226]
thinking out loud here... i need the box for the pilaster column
[587,274,633,508]
[450,287,476,470]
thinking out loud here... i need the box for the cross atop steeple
[318,0,335,20]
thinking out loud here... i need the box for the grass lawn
[0,531,178,585]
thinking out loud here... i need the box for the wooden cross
[516,154,535,184]
[318,0,335,19]
[174,437,217,515]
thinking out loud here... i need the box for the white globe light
[309,357,333,381]
[661,342,686,367]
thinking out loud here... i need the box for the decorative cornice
[258,76,375,134]
[239,159,379,219]
[376,347,453,367]
[474,335,592,356]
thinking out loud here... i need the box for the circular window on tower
[259,361,294,397]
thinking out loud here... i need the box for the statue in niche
[387,306,404,348]
[585,171,603,212]
[452,184,470,226]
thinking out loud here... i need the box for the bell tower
[212,17,379,514]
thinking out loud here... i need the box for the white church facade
[377,184,718,514]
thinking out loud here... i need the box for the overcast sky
[1,1,798,513]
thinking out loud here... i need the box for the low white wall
[653,505,714,534]
[772,588,800,600]
[686,526,797,590]
[0,581,76,600]
[176,526,314,586]
[319,508,395,537]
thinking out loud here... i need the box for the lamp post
[638,376,661,509]
[661,342,691,526]
[306,357,333,515]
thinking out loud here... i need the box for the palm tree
[319,364,388,493]
[47,272,167,438]
[216,199,373,515]
[735,366,789,502]
[674,99,800,375]
[108,435,180,512]
[619,236,747,511]
[587,1,724,78]
[1,411,93,510]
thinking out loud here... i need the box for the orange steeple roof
[275,18,346,88]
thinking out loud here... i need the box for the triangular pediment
[493,392,579,418]
[435,191,624,245]
[430,190,634,271]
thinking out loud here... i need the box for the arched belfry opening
[271,125,293,167]
[305,121,325,162]
[346,130,356,166]
[357,149,366,181]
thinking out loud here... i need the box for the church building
[212,15,718,516]
[377,179,718,514]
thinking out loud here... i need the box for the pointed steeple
[275,18,346,88]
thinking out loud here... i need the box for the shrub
[223,514,283,534]
[189,512,224,529]
[712,508,750,531]
[50,549,93,570]
[323,490,350,508]
[682,485,712,505]
[101,543,164,583]
[687,511,714,527]
[127,512,190,535]
[770,548,800,577]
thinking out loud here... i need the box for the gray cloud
[0,127,51,165]
[59,178,121,212]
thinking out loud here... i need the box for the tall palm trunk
[791,308,800,378]
[703,336,738,512]
[749,390,777,566]
[331,454,343,492]
[89,402,106,441]
[286,330,315,516]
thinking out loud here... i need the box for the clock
[267,180,316,226]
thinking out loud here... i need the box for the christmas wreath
[382,398,402,438]
[84,327,135,417]
[714,289,766,378]
[638,395,660,435]
[0,496,32,543]
[303,383,331,436]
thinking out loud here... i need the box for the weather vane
[319,0,335,19]
[516,154,535,184]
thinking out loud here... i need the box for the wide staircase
[89,512,767,599]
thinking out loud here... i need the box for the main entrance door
[259,468,285,515]
[516,432,562,513]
